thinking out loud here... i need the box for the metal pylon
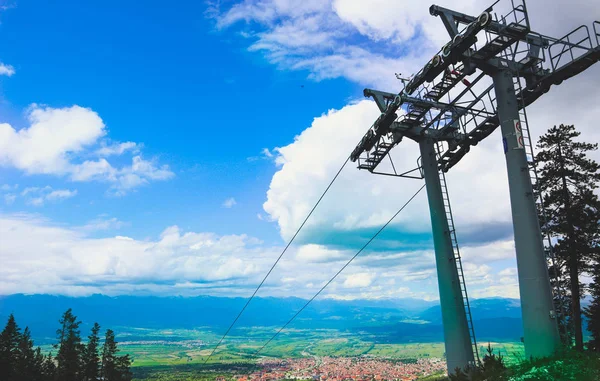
[436,142,480,364]
[513,76,570,341]
[349,0,600,367]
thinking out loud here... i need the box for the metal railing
[548,25,592,71]
[594,21,600,46]
[501,0,528,29]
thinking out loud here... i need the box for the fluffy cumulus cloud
[0,214,269,296]
[0,213,519,299]
[263,99,513,247]
[0,105,173,194]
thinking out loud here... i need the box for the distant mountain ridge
[0,294,525,343]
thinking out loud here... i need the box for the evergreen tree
[82,322,101,381]
[100,329,118,381]
[0,310,127,381]
[33,348,48,381]
[115,354,132,381]
[14,327,44,381]
[0,314,22,380]
[536,124,600,350]
[42,352,57,381]
[55,308,83,381]
[100,329,131,381]
[584,223,600,351]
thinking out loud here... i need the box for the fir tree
[100,329,118,381]
[14,327,44,381]
[55,308,83,381]
[42,352,57,381]
[536,124,600,350]
[100,329,131,381]
[0,314,22,380]
[115,354,132,381]
[82,322,101,381]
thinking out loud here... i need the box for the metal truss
[350,0,600,176]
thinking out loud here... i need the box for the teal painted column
[492,69,560,358]
[419,138,474,374]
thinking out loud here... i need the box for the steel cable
[202,156,351,364]
[251,183,426,358]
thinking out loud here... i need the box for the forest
[0,309,131,381]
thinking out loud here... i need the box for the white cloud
[296,244,345,263]
[0,213,522,299]
[18,186,77,206]
[332,0,425,42]
[96,141,139,156]
[0,214,276,296]
[27,197,45,207]
[262,100,513,246]
[262,148,273,158]
[0,105,105,175]
[499,267,517,277]
[214,0,430,89]
[213,0,600,144]
[0,105,174,193]
[21,186,51,196]
[0,62,15,77]
[70,158,114,181]
[343,272,374,288]
[460,240,515,264]
[222,197,237,208]
[80,217,126,232]
[46,189,78,201]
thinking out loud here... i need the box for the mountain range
[0,294,533,344]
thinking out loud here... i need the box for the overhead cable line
[203,156,351,364]
[251,183,426,358]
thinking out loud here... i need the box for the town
[233,357,446,381]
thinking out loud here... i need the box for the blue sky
[0,0,359,243]
[1,0,599,300]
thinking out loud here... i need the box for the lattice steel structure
[350,0,600,374]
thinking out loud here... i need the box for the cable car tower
[350,0,600,374]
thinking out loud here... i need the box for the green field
[96,326,525,369]
[35,325,527,379]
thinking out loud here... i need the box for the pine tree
[14,327,44,381]
[100,329,131,381]
[535,124,600,350]
[0,314,22,380]
[583,204,600,351]
[115,354,132,381]
[55,308,83,381]
[42,352,57,381]
[33,347,47,381]
[82,322,101,381]
[586,270,600,351]
[100,329,118,381]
